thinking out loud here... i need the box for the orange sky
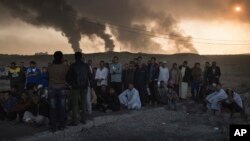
[0,0,250,55]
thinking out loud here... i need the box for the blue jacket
[26,67,41,85]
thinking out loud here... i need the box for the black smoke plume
[0,0,114,52]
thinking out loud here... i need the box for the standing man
[169,63,181,96]
[179,61,191,99]
[8,62,23,94]
[48,51,69,132]
[67,52,91,125]
[158,61,169,86]
[95,61,109,94]
[147,57,159,105]
[134,62,148,106]
[191,63,202,101]
[26,61,41,90]
[122,62,135,90]
[110,56,122,94]
[207,61,221,85]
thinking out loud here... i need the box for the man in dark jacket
[134,62,148,106]
[147,57,159,105]
[66,52,91,125]
[122,62,135,90]
[207,61,221,85]
[191,63,202,101]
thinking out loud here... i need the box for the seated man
[157,81,168,104]
[23,94,49,126]
[206,83,228,114]
[0,91,17,121]
[119,83,141,110]
[167,84,179,111]
[222,89,243,117]
[98,87,120,112]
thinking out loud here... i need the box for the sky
[0,0,250,55]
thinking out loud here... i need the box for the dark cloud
[0,0,115,52]
[70,0,198,53]
[2,0,249,54]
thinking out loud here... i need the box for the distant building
[35,52,49,56]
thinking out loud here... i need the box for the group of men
[0,51,244,132]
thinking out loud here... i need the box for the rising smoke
[0,0,203,54]
[0,0,115,52]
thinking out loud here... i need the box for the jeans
[191,80,200,100]
[49,88,67,131]
[71,89,88,123]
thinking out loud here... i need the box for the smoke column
[0,0,115,52]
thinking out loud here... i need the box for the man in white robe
[206,84,228,112]
[158,61,169,86]
[119,83,141,110]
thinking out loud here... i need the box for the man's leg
[71,89,80,124]
[86,87,92,115]
[80,89,88,123]
[48,89,57,131]
[58,89,67,129]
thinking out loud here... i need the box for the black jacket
[179,66,191,83]
[66,60,92,89]
[207,66,221,84]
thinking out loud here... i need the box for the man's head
[137,56,142,62]
[109,87,116,95]
[124,63,129,70]
[53,51,63,64]
[63,59,69,65]
[212,61,216,67]
[151,57,156,64]
[205,62,210,67]
[129,62,134,69]
[101,85,107,92]
[113,56,119,63]
[216,83,222,91]
[226,88,233,97]
[195,63,200,68]
[99,60,105,68]
[42,67,47,72]
[19,62,24,67]
[88,60,92,66]
[128,83,134,90]
[30,61,36,68]
[75,52,83,61]
[183,61,188,67]
[10,62,16,68]
[162,61,167,67]
[173,63,177,69]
